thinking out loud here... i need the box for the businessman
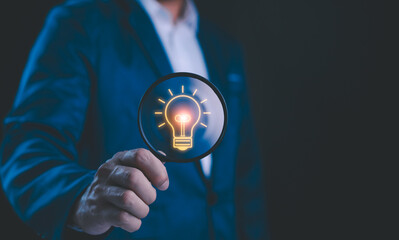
[0,0,267,239]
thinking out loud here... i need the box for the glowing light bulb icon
[173,113,193,150]
[155,86,210,151]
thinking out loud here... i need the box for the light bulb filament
[175,114,191,137]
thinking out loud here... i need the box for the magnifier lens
[138,72,227,163]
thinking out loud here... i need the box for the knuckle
[134,148,148,163]
[135,148,147,157]
[118,211,130,224]
[121,191,134,206]
[109,166,119,178]
[127,169,140,186]
[92,185,103,195]
[122,168,132,183]
[90,177,101,188]
[113,151,126,159]
[96,163,111,177]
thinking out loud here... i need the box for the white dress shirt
[137,0,212,177]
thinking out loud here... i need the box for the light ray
[192,89,198,96]
[200,99,207,104]
[158,98,165,104]
[158,122,166,128]
[182,85,184,93]
[154,112,163,115]
[200,123,207,128]
[203,112,211,115]
[168,89,173,96]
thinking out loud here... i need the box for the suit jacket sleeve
[232,44,270,240]
[0,5,97,240]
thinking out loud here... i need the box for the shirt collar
[137,0,199,33]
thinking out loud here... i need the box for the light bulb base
[173,137,192,151]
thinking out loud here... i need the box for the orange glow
[175,114,191,123]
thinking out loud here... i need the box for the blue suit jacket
[0,0,267,239]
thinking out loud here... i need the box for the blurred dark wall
[0,2,63,239]
[0,0,395,239]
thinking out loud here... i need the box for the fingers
[108,166,157,205]
[104,186,149,219]
[118,149,169,191]
[102,205,142,233]
[73,149,165,235]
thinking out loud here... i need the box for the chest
[82,26,246,191]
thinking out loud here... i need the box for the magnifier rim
[138,72,228,163]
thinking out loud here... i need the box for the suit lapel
[197,19,225,93]
[127,0,173,78]
[197,18,227,186]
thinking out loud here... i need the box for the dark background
[0,0,396,239]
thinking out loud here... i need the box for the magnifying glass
[138,72,227,163]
